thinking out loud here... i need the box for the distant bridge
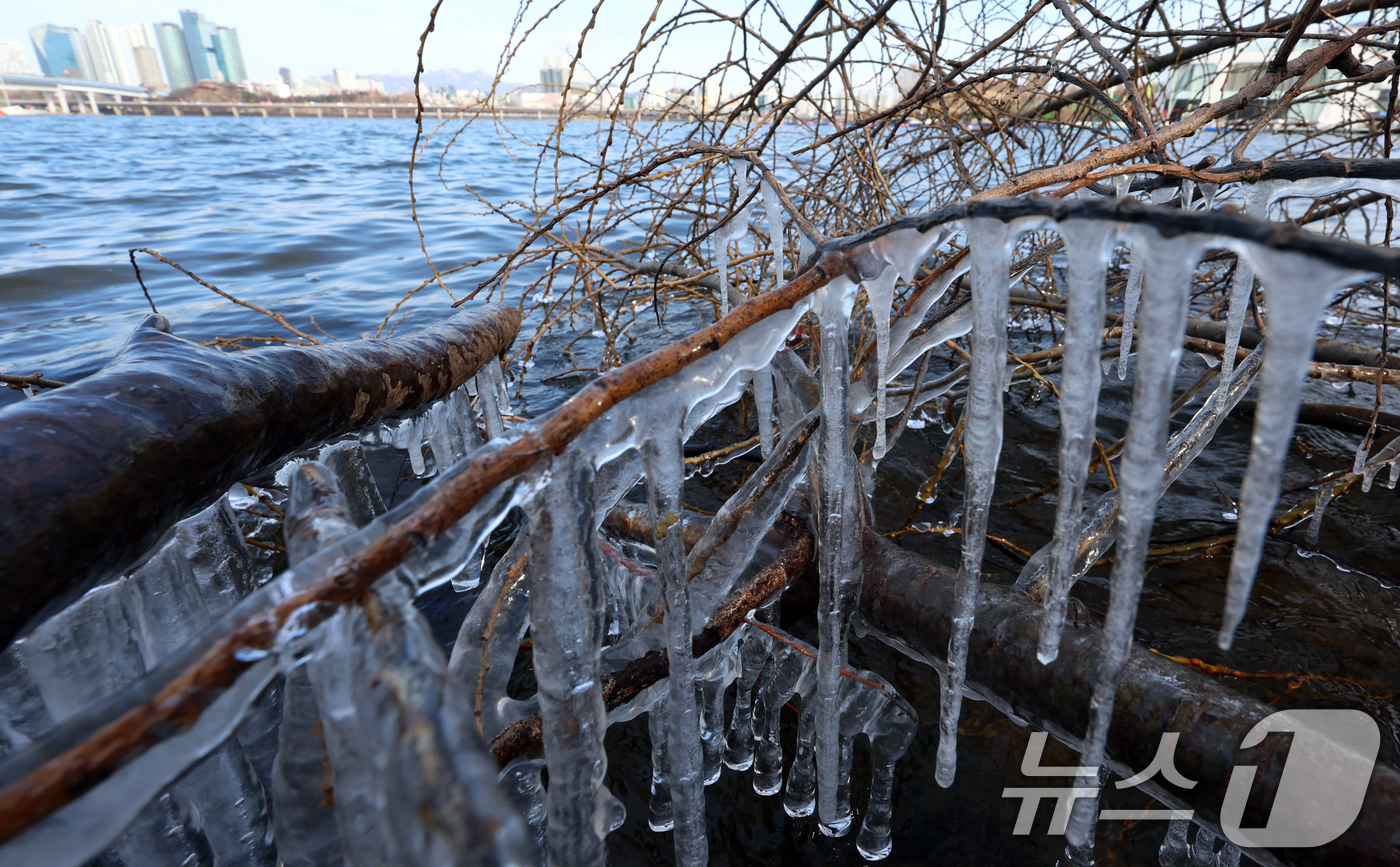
[0,75,150,114]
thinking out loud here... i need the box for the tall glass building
[176,10,247,85]
[28,24,93,79]
[214,27,246,84]
[154,22,193,90]
[179,9,222,82]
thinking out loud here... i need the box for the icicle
[1066,234,1201,846]
[486,357,513,416]
[863,266,899,459]
[1180,179,1199,210]
[753,366,775,458]
[1116,249,1146,380]
[648,697,674,831]
[813,273,862,823]
[722,632,767,771]
[392,416,428,476]
[1060,766,1107,867]
[937,218,1012,788]
[1390,460,1399,489]
[761,179,785,290]
[499,759,548,864]
[1038,221,1114,665]
[783,701,819,818]
[715,206,753,317]
[641,420,708,867]
[476,372,506,440]
[798,232,816,271]
[698,667,726,785]
[1160,818,1190,867]
[751,632,809,796]
[1307,482,1334,544]
[1113,174,1131,199]
[525,447,620,867]
[1200,183,1219,210]
[1211,186,1276,413]
[1219,248,1361,650]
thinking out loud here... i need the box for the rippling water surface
[2,116,555,399]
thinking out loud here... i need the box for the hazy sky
[0,0,686,83]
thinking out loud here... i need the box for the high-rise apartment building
[123,24,167,90]
[179,9,222,81]
[154,23,193,90]
[0,42,34,75]
[86,21,134,85]
[214,27,246,83]
[28,25,94,79]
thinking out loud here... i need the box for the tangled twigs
[127,248,320,344]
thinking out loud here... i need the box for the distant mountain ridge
[365,69,521,95]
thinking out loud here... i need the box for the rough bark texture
[0,306,521,648]
[858,529,1400,867]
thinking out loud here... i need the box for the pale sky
[0,0,704,83]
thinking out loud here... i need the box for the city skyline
[24,12,246,93]
[0,0,714,84]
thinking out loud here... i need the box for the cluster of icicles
[2,169,1397,867]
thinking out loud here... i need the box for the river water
[5,115,1400,866]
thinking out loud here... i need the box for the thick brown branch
[0,306,521,649]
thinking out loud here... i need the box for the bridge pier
[87,91,98,114]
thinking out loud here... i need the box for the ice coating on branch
[1219,249,1362,650]
[812,273,863,824]
[1116,249,1146,380]
[937,218,1012,788]
[447,531,534,740]
[761,179,785,289]
[1067,233,1202,846]
[1038,221,1113,664]
[4,499,274,867]
[641,419,708,867]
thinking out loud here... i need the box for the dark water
[6,116,1400,866]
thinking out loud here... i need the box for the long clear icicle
[1219,248,1360,649]
[813,274,862,825]
[1038,221,1113,664]
[1212,182,1275,414]
[526,449,618,867]
[761,179,785,290]
[864,266,899,460]
[715,206,753,317]
[1067,233,1202,846]
[753,367,775,458]
[937,218,1012,787]
[1116,250,1146,380]
[641,419,708,867]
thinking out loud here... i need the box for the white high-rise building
[86,20,133,85]
[0,42,34,75]
[122,23,166,89]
